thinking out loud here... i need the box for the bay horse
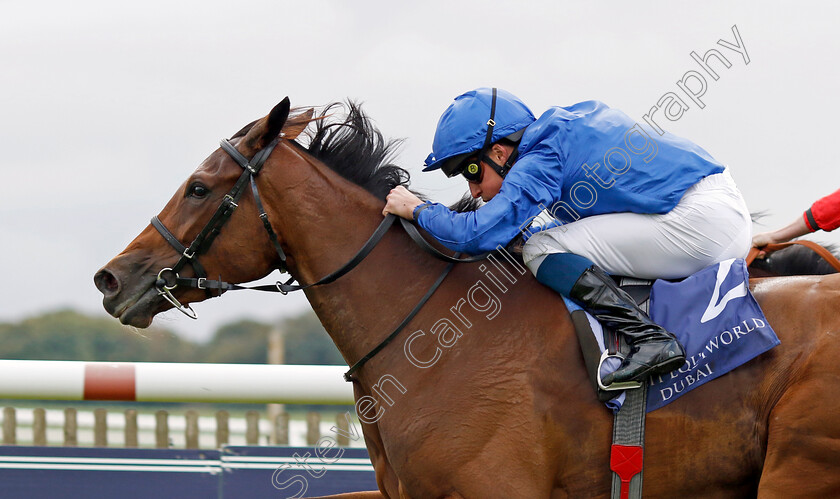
[95,98,840,498]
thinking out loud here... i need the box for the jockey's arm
[752,188,840,250]
[751,218,810,248]
[808,188,840,232]
[384,146,563,254]
[412,169,556,254]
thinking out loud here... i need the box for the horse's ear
[264,97,291,142]
[282,108,315,141]
[244,97,291,150]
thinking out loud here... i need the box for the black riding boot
[569,265,686,385]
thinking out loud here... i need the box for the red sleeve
[808,188,840,232]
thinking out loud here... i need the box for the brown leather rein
[746,240,840,273]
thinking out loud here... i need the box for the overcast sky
[1,1,838,342]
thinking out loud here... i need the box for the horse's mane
[232,101,482,211]
[232,102,408,199]
[296,102,410,200]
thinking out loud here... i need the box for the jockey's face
[469,163,503,202]
[468,143,512,202]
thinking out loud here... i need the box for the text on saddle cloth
[571,258,780,413]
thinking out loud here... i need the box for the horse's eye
[188,183,209,199]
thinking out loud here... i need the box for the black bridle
[151,135,492,381]
[151,137,285,318]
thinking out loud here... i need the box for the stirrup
[596,350,643,391]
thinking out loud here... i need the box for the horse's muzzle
[94,263,163,328]
[94,268,121,298]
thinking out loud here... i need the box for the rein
[746,240,840,272]
[151,136,491,382]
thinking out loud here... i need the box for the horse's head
[94,98,313,327]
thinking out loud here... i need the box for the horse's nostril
[94,269,121,297]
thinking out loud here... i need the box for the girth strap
[610,383,647,499]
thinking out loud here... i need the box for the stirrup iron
[597,350,643,391]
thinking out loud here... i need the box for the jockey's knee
[523,231,571,275]
[530,252,596,296]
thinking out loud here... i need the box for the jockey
[752,188,840,255]
[383,87,752,386]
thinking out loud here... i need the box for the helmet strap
[481,144,519,179]
[479,87,498,155]
[476,87,520,179]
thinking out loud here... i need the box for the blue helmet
[423,87,535,175]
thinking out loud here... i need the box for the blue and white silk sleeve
[415,156,561,254]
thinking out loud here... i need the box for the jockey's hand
[751,231,779,259]
[752,231,777,248]
[383,186,424,220]
[751,217,810,259]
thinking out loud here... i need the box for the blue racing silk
[415,100,725,254]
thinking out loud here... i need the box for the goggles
[459,158,484,183]
[441,153,485,183]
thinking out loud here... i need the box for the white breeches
[522,169,752,280]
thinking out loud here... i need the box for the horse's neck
[264,149,584,398]
[266,152,447,365]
